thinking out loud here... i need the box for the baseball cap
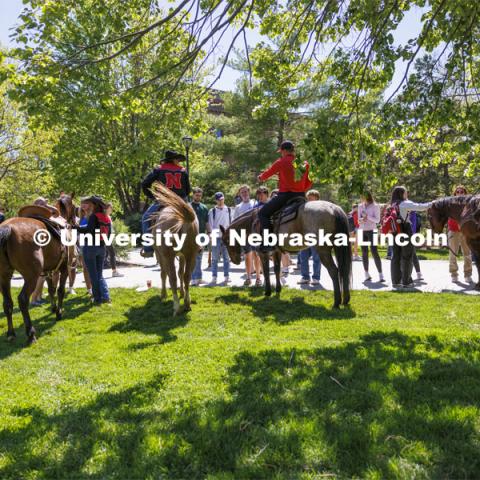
[214,192,224,200]
[277,140,295,152]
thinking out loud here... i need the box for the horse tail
[0,224,12,266]
[333,208,352,305]
[151,182,196,232]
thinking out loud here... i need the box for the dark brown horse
[221,200,352,308]
[0,195,76,344]
[428,194,480,288]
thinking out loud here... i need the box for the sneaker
[402,282,415,290]
[87,289,93,297]
[416,272,423,281]
[68,288,76,295]
[282,267,289,275]
[465,276,473,284]
[451,274,459,282]
[379,272,385,282]
[298,278,310,285]
[392,284,403,289]
[364,271,372,281]
[353,255,362,261]
[224,277,231,284]
[210,277,217,286]
[311,279,320,285]
[191,279,199,286]
[112,271,124,278]
[255,278,263,287]
[244,278,252,286]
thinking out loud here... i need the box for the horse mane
[229,207,257,231]
[151,181,196,232]
[433,195,473,212]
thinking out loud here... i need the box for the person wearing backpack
[358,191,384,282]
[208,192,232,285]
[385,186,431,289]
[77,195,112,305]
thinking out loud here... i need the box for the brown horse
[428,194,480,288]
[221,200,352,308]
[0,195,76,344]
[151,182,199,316]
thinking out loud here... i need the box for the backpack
[381,203,406,235]
[94,213,111,236]
[211,206,232,224]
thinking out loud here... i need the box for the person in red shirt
[257,141,312,251]
[448,185,472,283]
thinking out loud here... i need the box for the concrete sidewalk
[12,249,476,295]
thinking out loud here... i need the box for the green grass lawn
[1,288,479,479]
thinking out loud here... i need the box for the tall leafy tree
[5,0,208,214]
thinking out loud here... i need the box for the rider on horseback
[141,150,191,257]
[257,141,312,252]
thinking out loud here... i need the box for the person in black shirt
[140,150,190,257]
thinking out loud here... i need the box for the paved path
[12,249,476,294]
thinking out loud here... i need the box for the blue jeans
[299,247,321,280]
[192,250,203,280]
[83,245,110,303]
[142,203,161,253]
[211,241,230,278]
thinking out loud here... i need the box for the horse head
[56,193,76,225]
[427,200,449,233]
[220,225,242,265]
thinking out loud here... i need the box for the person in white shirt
[208,192,232,284]
[389,186,431,289]
[358,191,384,282]
[233,185,255,285]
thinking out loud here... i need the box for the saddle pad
[275,198,306,226]
[26,215,64,242]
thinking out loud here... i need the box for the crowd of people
[0,141,475,306]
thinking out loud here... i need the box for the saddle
[273,197,306,228]
[18,205,67,242]
[253,197,306,234]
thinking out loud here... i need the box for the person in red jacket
[257,141,312,251]
[448,184,472,283]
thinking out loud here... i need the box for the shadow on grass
[0,294,93,360]
[214,288,356,323]
[1,332,479,478]
[109,295,189,346]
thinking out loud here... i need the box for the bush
[124,213,142,234]
[111,218,133,259]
